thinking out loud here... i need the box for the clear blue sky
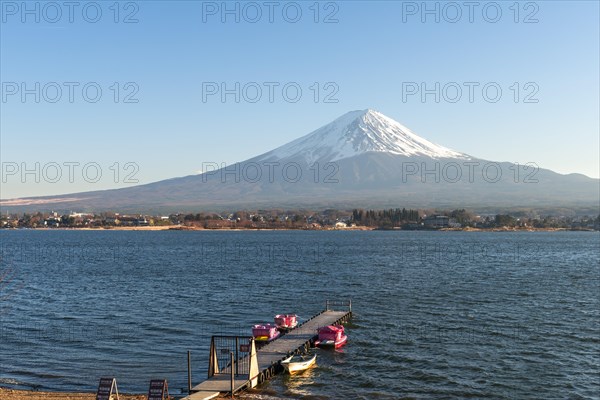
[1,0,598,198]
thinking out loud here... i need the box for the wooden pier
[183,300,352,400]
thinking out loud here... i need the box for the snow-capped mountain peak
[256,109,469,164]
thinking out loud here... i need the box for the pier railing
[208,335,254,378]
[325,299,352,312]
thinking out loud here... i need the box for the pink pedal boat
[314,325,347,349]
[252,324,281,342]
[274,314,298,331]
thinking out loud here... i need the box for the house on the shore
[44,217,61,227]
[424,215,450,228]
[108,215,149,226]
[424,215,462,229]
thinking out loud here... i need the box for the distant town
[1,209,599,231]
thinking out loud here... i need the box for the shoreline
[0,226,595,232]
[0,388,236,400]
[0,388,146,400]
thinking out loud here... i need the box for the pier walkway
[183,300,352,400]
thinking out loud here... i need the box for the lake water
[0,230,598,399]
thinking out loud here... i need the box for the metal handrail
[325,299,352,312]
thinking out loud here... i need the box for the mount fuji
[2,109,598,212]
[254,109,468,164]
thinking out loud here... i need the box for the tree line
[351,208,420,228]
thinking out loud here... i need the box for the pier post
[187,350,192,394]
[235,337,239,376]
[230,352,235,398]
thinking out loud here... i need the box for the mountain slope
[2,109,598,213]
